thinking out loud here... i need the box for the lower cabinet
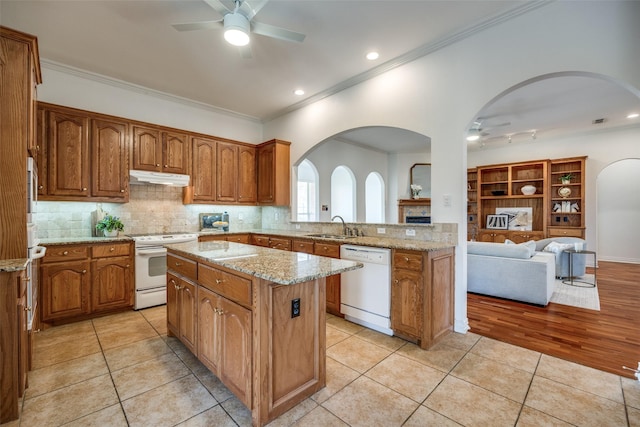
[199,233,250,243]
[198,286,252,406]
[40,243,133,324]
[391,248,455,349]
[167,273,197,354]
[313,242,342,317]
[477,230,545,243]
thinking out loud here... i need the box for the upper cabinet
[257,139,291,206]
[216,142,238,202]
[38,103,129,202]
[132,125,189,175]
[191,137,217,202]
[237,145,257,203]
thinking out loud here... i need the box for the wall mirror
[410,163,431,198]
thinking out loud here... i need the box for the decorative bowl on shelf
[520,185,536,195]
[491,190,506,196]
[558,186,572,198]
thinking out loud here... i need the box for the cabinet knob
[156,163,160,167]
[217,309,225,316]
[38,185,43,190]
[24,306,32,312]
[215,279,223,284]
[394,279,399,284]
[404,257,409,262]
[82,187,87,191]
[82,269,87,274]
[169,279,176,285]
[126,264,130,268]
[120,189,125,193]
[63,251,69,255]
[174,262,182,267]
[110,247,115,252]
[164,164,168,168]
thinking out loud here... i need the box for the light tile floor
[4,306,640,427]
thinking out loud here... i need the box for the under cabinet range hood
[129,170,190,187]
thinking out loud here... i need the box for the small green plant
[96,214,124,233]
[559,173,573,182]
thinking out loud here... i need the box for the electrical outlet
[405,229,416,237]
[238,213,243,220]
[295,224,301,229]
[377,227,386,234]
[443,194,452,207]
[275,212,279,220]
[291,298,301,318]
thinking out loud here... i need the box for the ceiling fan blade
[252,21,305,43]
[242,0,269,20]
[203,0,232,17]
[172,20,223,32]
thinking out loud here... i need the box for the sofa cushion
[467,241,533,259]
[542,241,574,254]
[505,239,536,256]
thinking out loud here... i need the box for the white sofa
[467,241,556,305]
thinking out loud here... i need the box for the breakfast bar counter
[164,241,360,427]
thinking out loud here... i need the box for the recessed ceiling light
[366,51,379,60]
[627,113,639,119]
[294,89,305,96]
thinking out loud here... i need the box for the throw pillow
[504,239,515,245]
[543,241,574,254]
[521,240,537,256]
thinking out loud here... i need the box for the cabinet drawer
[547,228,584,238]
[42,245,89,263]
[251,235,270,247]
[92,243,131,258]
[227,234,250,244]
[199,235,226,242]
[393,250,422,271]
[314,242,340,258]
[269,237,291,251]
[167,253,197,281]
[198,264,252,307]
[292,240,314,254]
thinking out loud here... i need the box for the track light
[224,12,250,46]
[466,129,481,142]
[508,135,512,143]
[531,130,537,140]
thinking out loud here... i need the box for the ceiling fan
[466,119,511,141]
[172,0,306,58]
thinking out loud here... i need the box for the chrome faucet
[331,215,347,235]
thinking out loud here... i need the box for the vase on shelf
[103,230,119,237]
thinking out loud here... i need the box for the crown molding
[40,58,262,124]
[264,1,552,123]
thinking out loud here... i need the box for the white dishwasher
[340,245,392,336]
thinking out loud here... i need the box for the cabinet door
[192,137,216,202]
[179,278,198,354]
[197,286,221,374]
[218,296,252,407]
[91,257,132,313]
[18,272,28,398]
[257,140,290,206]
[41,261,91,321]
[132,125,162,171]
[36,105,48,196]
[314,243,341,316]
[163,131,189,174]
[91,119,129,199]
[48,110,90,196]
[391,268,423,339]
[167,273,180,336]
[237,145,257,203]
[257,143,275,203]
[216,142,238,202]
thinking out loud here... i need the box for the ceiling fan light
[224,13,250,46]
[466,129,481,141]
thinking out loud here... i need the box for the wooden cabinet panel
[41,261,91,321]
[547,227,584,238]
[179,279,198,354]
[548,156,586,239]
[227,234,250,244]
[251,235,270,247]
[91,257,132,313]
[163,131,189,174]
[477,230,510,243]
[132,125,161,171]
[47,110,90,197]
[167,253,197,281]
[237,145,257,203]
[167,273,180,336]
[314,242,340,258]
[198,263,252,307]
[392,250,423,271]
[197,286,221,374]
[509,231,545,243]
[91,119,129,200]
[391,264,423,339]
[92,243,131,258]
[43,245,89,262]
[313,242,341,316]
[192,137,216,202]
[216,142,238,202]
[257,140,290,206]
[292,240,314,254]
[36,105,48,196]
[269,237,291,251]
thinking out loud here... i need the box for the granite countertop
[0,258,29,272]
[166,240,362,286]
[39,236,133,245]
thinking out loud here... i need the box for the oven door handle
[136,248,167,256]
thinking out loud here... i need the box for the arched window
[331,166,356,222]
[365,172,385,223]
[296,159,319,221]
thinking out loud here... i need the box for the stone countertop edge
[166,241,363,286]
[0,258,29,272]
[38,230,455,252]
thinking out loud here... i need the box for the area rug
[550,274,600,311]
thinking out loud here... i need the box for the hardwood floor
[468,261,640,378]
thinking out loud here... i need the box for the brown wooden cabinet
[167,272,198,354]
[197,285,252,407]
[548,156,586,238]
[257,139,291,206]
[40,242,133,324]
[313,242,342,316]
[191,137,217,202]
[132,125,189,175]
[38,103,130,202]
[0,270,29,424]
[238,145,257,203]
[216,141,238,202]
[199,234,250,244]
[391,248,454,349]
[467,168,478,241]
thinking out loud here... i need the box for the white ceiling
[2,1,639,151]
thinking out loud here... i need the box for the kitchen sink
[305,233,356,240]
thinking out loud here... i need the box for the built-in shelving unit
[467,168,478,241]
[548,156,586,238]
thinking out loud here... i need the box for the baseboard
[598,256,640,265]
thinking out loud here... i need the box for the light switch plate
[405,229,416,236]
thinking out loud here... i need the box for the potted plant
[559,173,573,184]
[96,214,124,237]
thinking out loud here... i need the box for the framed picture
[495,207,533,231]
[486,214,509,229]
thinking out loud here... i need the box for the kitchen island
[164,240,361,427]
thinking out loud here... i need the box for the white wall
[38,64,263,144]
[262,1,640,333]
